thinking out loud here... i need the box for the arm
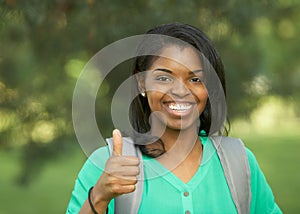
[79,185,110,214]
[67,130,140,214]
[66,147,109,214]
[246,149,282,214]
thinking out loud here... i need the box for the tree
[0,0,299,184]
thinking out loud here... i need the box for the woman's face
[142,45,208,131]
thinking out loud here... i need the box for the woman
[67,23,281,214]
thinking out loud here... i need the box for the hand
[92,129,140,204]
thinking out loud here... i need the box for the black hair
[129,23,229,157]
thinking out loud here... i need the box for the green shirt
[66,137,282,214]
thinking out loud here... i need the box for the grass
[238,134,300,214]
[0,147,86,214]
[0,133,299,213]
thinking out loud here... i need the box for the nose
[170,80,191,98]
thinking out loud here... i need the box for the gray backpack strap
[106,137,144,214]
[210,136,251,214]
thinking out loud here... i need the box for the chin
[166,120,199,132]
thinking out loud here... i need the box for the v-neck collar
[143,136,216,192]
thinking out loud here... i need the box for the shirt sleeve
[66,146,112,213]
[246,148,282,214]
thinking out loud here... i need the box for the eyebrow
[152,68,204,75]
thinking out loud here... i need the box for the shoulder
[239,143,265,182]
[218,136,259,171]
[243,146,282,213]
[243,146,266,182]
[244,147,259,171]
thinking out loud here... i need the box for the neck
[150,119,202,170]
[150,116,200,151]
[160,126,199,151]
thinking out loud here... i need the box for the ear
[136,73,145,94]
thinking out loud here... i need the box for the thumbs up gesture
[92,129,140,205]
[112,129,123,156]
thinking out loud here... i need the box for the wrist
[91,186,110,212]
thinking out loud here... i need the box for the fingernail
[113,129,121,137]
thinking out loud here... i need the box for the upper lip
[163,100,196,104]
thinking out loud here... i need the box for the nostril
[170,81,191,97]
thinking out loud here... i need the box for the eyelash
[190,77,203,83]
[155,76,172,82]
[154,76,203,83]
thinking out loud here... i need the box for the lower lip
[163,103,195,117]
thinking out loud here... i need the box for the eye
[155,76,172,82]
[190,77,203,83]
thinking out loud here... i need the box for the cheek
[202,91,208,102]
[195,87,208,101]
[195,89,208,112]
[146,91,162,111]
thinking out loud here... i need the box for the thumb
[112,129,122,156]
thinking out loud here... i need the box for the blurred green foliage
[0,0,299,211]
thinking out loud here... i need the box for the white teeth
[168,103,192,112]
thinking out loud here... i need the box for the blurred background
[0,0,299,213]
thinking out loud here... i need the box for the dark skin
[79,46,206,213]
[79,129,140,214]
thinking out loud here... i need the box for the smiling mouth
[162,101,196,116]
[168,103,192,112]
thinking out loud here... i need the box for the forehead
[148,45,203,71]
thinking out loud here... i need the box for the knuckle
[106,157,115,164]
[135,158,140,165]
[130,166,139,175]
[111,185,121,193]
[106,166,122,176]
[131,157,139,164]
[135,167,140,174]
[130,185,136,192]
[132,178,138,185]
[107,176,118,185]
[108,156,121,165]
[110,157,118,164]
